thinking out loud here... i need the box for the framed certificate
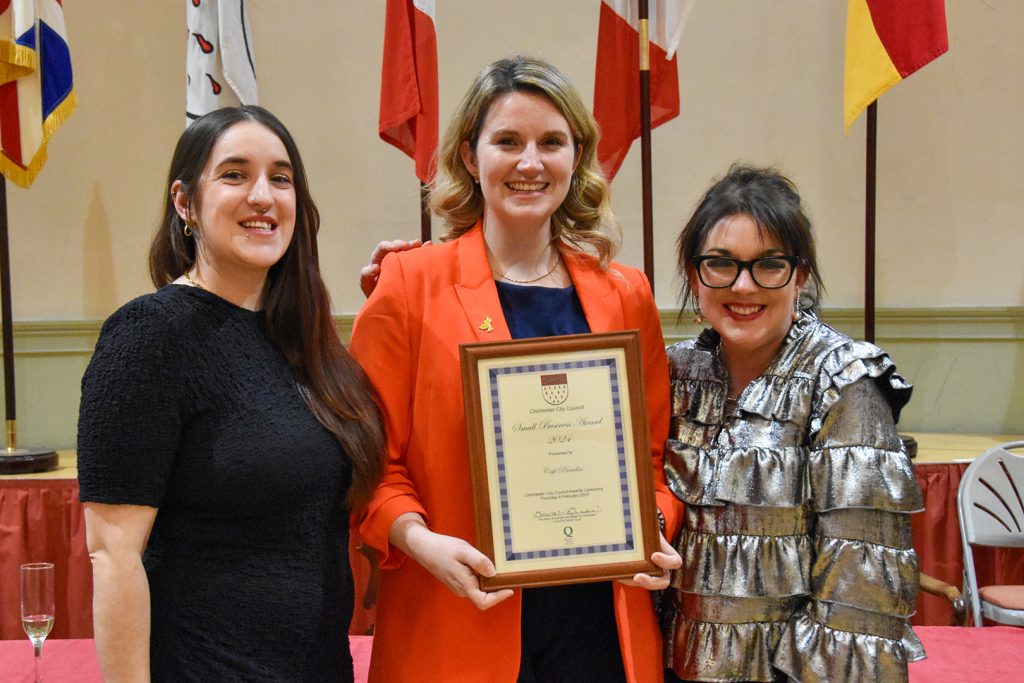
[460,330,660,590]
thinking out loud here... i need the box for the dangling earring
[792,295,800,322]
[183,222,194,237]
[692,302,705,325]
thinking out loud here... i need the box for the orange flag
[844,0,948,130]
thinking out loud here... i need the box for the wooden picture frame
[460,331,660,590]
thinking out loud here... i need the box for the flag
[186,0,257,125]
[843,0,948,130]
[379,0,437,183]
[0,0,76,189]
[594,0,687,182]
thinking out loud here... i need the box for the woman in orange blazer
[350,56,682,683]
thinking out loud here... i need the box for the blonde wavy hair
[430,56,620,268]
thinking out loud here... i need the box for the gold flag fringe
[0,90,77,189]
[0,39,38,86]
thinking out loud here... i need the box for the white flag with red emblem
[185,0,257,125]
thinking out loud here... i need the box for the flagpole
[864,101,877,343]
[0,9,57,470]
[420,181,431,242]
[638,0,655,293]
[0,178,57,473]
[862,101,915,456]
[0,179,16,445]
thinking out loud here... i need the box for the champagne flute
[20,562,55,683]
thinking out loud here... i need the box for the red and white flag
[594,0,689,181]
[0,0,76,188]
[379,0,437,183]
[186,0,257,125]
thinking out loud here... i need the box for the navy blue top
[494,281,590,339]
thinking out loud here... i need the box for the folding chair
[957,441,1024,626]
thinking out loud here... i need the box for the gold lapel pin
[479,316,494,333]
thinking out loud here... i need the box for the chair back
[958,441,1024,547]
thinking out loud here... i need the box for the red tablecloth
[0,478,92,640]
[910,626,1024,681]
[3,460,1023,639]
[0,639,103,683]
[0,629,1017,682]
[912,463,1024,625]
[0,636,373,682]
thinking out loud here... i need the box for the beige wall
[3,1,1023,448]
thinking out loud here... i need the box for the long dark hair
[676,164,825,314]
[150,105,385,508]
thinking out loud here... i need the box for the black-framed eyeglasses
[691,255,800,289]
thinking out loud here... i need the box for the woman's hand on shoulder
[389,513,513,610]
[360,239,430,298]
[617,533,681,591]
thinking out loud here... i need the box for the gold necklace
[494,251,559,285]
[182,270,206,291]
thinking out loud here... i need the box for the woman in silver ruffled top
[663,165,924,683]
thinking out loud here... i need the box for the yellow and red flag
[844,0,948,130]
[0,0,76,188]
[379,0,437,183]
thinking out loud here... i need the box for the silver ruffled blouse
[664,312,925,683]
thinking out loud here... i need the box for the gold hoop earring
[183,222,194,237]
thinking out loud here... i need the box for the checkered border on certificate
[488,358,634,561]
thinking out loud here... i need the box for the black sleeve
[77,298,184,507]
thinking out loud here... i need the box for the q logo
[563,526,573,537]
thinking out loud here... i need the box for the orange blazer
[350,224,682,683]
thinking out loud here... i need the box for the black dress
[78,285,354,682]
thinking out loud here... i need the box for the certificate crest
[541,373,569,405]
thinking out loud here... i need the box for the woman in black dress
[78,106,385,682]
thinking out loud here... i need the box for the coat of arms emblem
[540,373,569,405]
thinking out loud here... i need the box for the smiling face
[690,213,807,365]
[173,120,296,287]
[460,90,579,235]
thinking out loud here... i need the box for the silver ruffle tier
[664,312,925,683]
